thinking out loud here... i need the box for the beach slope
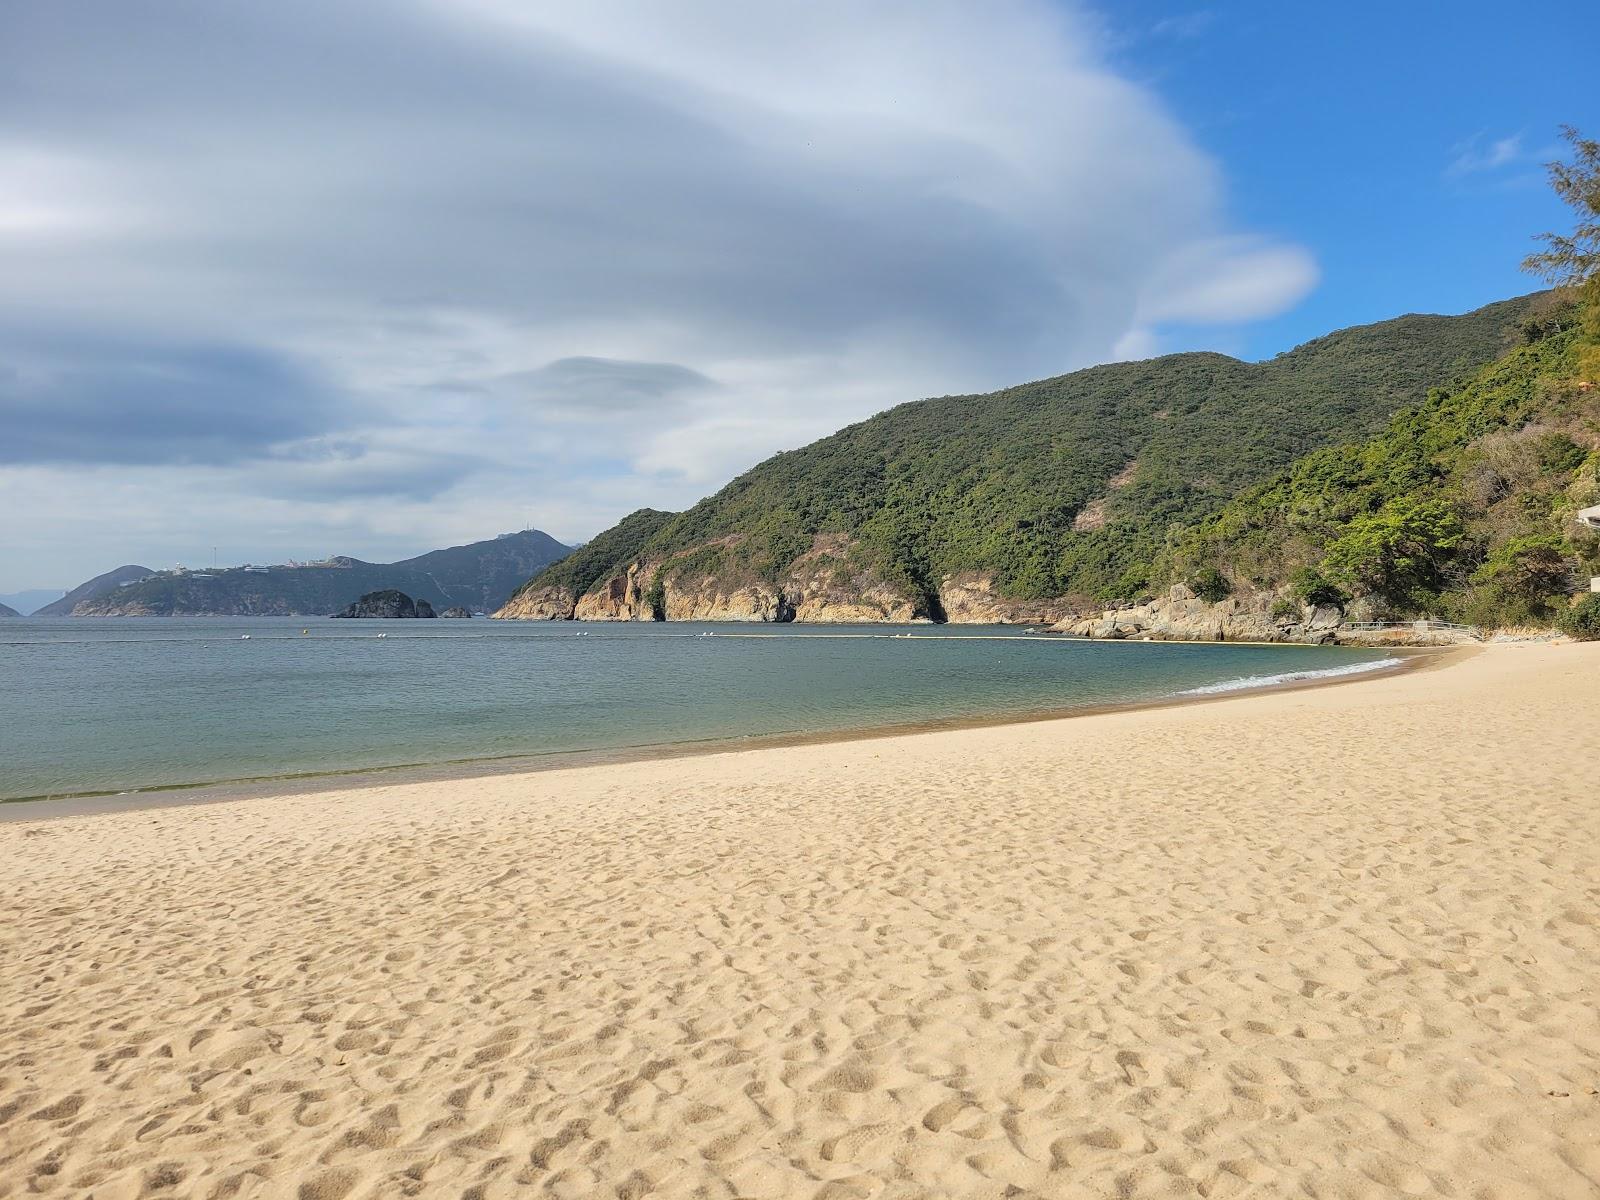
[2,643,1597,1198]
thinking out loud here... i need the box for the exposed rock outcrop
[495,586,577,619]
[503,534,934,623]
[331,590,436,619]
[936,573,1067,625]
[1050,585,1476,645]
[439,606,473,618]
[780,535,922,622]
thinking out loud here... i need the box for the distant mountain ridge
[0,601,20,618]
[35,565,157,616]
[65,530,571,616]
[501,293,1545,622]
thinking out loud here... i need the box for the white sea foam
[1178,657,1403,696]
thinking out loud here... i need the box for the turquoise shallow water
[0,618,1399,801]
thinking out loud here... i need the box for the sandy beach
[2,641,1596,1199]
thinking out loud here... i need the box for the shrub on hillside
[1288,565,1346,608]
[1190,567,1232,602]
[1556,593,1600,640]
[1471,534,1574,610]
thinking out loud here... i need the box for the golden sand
[2,642,1597,1199]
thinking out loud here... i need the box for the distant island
[56,530,571,617]
[0,600,21,618]
[332,590,437,618]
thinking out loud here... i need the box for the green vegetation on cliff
[517,297,1539,614]
[505,509,677,604]
[1169,298,1598,626]
[1167,127,1600,629]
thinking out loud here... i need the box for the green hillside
[72,529,571,616]
[510,509,678,603]
[516,295,1541,616]
[1170,289,1600,628]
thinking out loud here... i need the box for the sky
[0,1,1592,593]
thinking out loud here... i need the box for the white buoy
[240,634,250,640]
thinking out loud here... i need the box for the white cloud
[0,0,1317,585]
[1448,132,1525,177]
[1135,236,1321,325]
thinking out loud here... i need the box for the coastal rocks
[1053,587,1335,644]
[573,560,664,621]
[1049,586,1485,645]
[439,606,473,618]
[331,590,437,619]
[782,537,922,622]
[936,572,1067,625]
[663,583,788,622]
[496,585,578,620]
[507,534,934,623]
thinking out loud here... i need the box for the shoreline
[0,643,1462,822]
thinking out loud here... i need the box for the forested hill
[71,529,571,616]
[1166,289,1598,630]
[504,293,1544,620]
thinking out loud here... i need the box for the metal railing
[1340,619,1481,636]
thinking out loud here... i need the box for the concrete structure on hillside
[1578,507,1600,593]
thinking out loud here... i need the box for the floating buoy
[240,634,250,640]
[301,629,308,635]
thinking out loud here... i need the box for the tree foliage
[1320,498,1464,604]
[1175,302,1599,627]
[1523,126,1600,287]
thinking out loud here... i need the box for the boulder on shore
[439,606,473,618]
[331,590,437,619]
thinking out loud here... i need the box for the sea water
[0,618,1399,802]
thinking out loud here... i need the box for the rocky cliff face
[497,552,1474,645]
[498,535,1123,626]
[497,535,931,622]
[935,573,1068,625]
[495,585,578,619]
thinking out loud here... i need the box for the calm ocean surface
[0,618,1400,802]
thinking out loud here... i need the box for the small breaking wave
[1178,656,1404,696]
